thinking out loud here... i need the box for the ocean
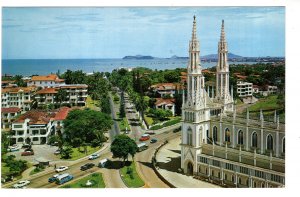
[1,59,257,76]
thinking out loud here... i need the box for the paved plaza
[156,137,221,188]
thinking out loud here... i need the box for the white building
[1,107,21,131]
[154,98,175,116]
[237,81,253,98]
[1,87,37,112]
[181,17,285,188]
[35,84,88,107]
[27,74,65,88]
[151,83,177,98]
[10,107,71,145]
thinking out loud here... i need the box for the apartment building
[1,87,37,112]
[35,84,88,107]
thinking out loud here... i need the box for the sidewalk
[155,137,221,188]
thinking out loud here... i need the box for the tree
[110,134,138,165]
[60,145,73,159]
[54,89,68,107]
[14,75,27,87]
[135,96,148,125]
[63,109,113,147]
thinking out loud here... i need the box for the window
[213,126,218,142]
[33,137,39,141]
[267,135,273,150]
[225,128,230,142]
[231,175,235,182]
[254,170,264,179]
[252,132,258,147]
[240,167,249,175]
[212,160,220,167]
[199,156,208,164]
[225,163,234,171]
[282,138,285,153]
[238,130,243,145]
[187,127,192,146]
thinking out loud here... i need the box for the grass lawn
[120,161,144,188]
[62,146,101,161]
[86,96,100,111]
[249,95,281,112]
[61,173,105,188]
[29,167,45,176]
[1,163,10,177]
[144,115,154,126]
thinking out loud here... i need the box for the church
[180,16,285,188]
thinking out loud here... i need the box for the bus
[55,173,73,185]
[137,142,148,152]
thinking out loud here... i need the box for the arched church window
[238,130,243,145]
[252,132,258,148]
[283,138,285,153]
[187,127,193,146]
[213,126,218,142]
[267,134,273,150]
[225,128,230,142]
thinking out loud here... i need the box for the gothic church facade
[180,17,285,188]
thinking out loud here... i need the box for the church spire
[192,15,197,40]
[220,19,226,42]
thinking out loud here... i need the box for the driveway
[7,144,59,163]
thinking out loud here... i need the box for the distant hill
[123,55,155,60]
[202,53,243,59]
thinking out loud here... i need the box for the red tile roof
[14,110,56,125]
[31,74,61,81]
[1,107,21,113]
[155,98,175,106]
[36,88,58,94]
[1,86,36,94]
[54,107,71,120]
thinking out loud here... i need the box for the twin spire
[192,15,197,40]
[220,19,226,42]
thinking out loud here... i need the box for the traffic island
[61,173,105,188]
[119,161,145,188]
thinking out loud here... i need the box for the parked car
[48,174,60,183]
[21,150,34,156]
[55,166,69,172]
[88,153,100,160]
[54,149,61,155]
[7,146,20,152]
[145,131,155,135]
[139,134,150,141]
[150,138,158,143]
[22,144,31,149]
[13,180,30,188]
[80,163,95,171]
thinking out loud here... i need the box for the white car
[7,146,20,152]
[55,166,69,172]
[88,153,100,160]
[13,180,30,188]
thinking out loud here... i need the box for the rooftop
[1,107,21,113]
[155,98,175,106]
[31,74,65,82]
[36,88,58,94]
[54,107,71,121]
[1,86,36,94]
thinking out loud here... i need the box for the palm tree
[135,96,148,127]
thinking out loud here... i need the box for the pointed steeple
[220,19,226,42]
[192,15,197,40]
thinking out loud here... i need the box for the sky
[2,7,285,59]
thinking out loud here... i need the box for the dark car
[80,163,95,171]
[150,138,158,143]
[48,177,57,183]
[22,144,31,149]
[21,150,34,156]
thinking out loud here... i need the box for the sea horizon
[2,58,260,76]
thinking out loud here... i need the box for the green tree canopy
[63,109,113,147]
[110,134,138,164]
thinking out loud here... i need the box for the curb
[151,142,176,188]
